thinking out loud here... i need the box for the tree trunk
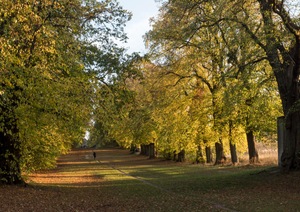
[177,150,185,162]
[145,144,150,156]
[205,146,213,163]
[149,143,155,159]
[281,114,300,170]
[258,1,300,171]
[129,144,136,154]
[214,140,226,165]
[277,41,300,170]
[229,121,238,165]
[173,150,177,161]
[230,143,238,165]
[140,144,146,155]
[0,114,23,185]
[246,131,259,164]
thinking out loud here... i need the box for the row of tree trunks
[170,150,186,162]
[140,143,155,159]
[198,127,257,166]
[201,141,254,166]
[137,132,257,165]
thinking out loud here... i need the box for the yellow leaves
[0,0,134,173]
[42,70,53,80]
[41,40,57,55]
[2,78,14,88]
[151,131,158,140]
[53,0,66,10]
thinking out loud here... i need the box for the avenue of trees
[91,0,298,170]
[0,0,299,184]
[0,0,132,184]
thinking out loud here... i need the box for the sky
[117,0,161,53]
[116,1,300,54]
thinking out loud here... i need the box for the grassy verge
[1,148,299,212]
[98,149,300,211]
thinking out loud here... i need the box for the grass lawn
[0,148,299,211]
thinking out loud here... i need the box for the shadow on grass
[22,148,300,212]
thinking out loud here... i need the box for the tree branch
[272,1,300,38]
[193,69,214,93]
[165,71,191,86]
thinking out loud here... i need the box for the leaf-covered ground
[1,148,300,211]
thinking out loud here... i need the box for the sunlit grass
[26,148,300,211]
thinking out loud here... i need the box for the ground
[0,148,300,211]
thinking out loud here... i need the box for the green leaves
[138,0,282,161]
[88,0,283,164]
[0,0,132,181]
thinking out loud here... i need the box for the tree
[256,0,300,170]
[146,1,248,164]
[170,0,299,170]
[149,0,290,169]
[0,0,131,184]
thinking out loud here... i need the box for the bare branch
[272,1,300,38]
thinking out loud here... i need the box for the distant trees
[87,0,287,168]
[143,0,282,164]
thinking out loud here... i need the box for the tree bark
[246,131,259,164]
[230,143,238,165]
[129,144,136,154]
[140,144,146,155]
[205,146,213,163]
[145,144,150,156]
[281,114,300,170]
[229,121,238,165]
[214,140,226,165]
[149,143,155,159]
[177,150,185,162]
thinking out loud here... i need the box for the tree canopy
[2,0,298,185]
[0,0,131,184]
[90,0,285,166]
